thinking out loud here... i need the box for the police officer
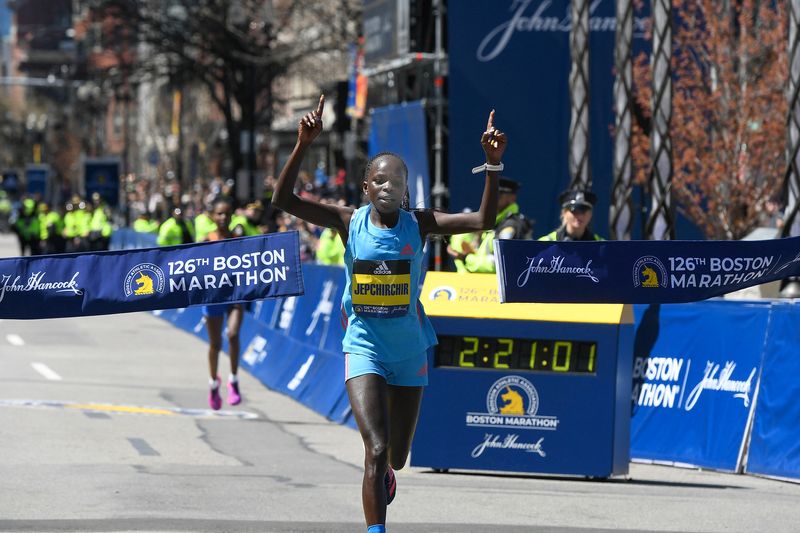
[13,197,40,255]
[63,197,92,252]
[230,201,263,237]
[538,189,604,241]
[157,206,195,246]
[0,191,11,233]
[193,202,217,242]
[39,202,65,254]
[89,194,113,251]
[460,177,532,273]
[133,212,159,234]
[316,227,345,265]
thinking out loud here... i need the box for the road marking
[69,402,175,415]
[31,362,62,381]
[84,411,111,419]
[6,334,24,346]
[0,399,258,419]
[127,437,160,456]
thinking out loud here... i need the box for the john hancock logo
[124,263,165,297]
[633,256,669,289]
[466,376,554,459]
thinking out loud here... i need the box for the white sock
[209,378,220,389]
[229,374,238,384]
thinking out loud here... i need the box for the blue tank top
[341,205,438,361]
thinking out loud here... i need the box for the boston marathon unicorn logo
[428,286,457,301]
[641,266,659,288]
[499,387,525,415]
[134,272,154,295]
[487,376,539,417]
[124,263,166,298]
[633,256,669,289]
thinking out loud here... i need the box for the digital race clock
[435,335,597,374]
[412,272,633,478]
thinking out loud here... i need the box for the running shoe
[227,381,242,406]
[384,467,396,505]
[209,380,222,410]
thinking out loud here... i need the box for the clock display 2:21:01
[434,335,597,374]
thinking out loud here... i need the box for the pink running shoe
[227,381,242,406]
[384,467,396,505]
[209,380,222,411]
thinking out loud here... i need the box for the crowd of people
[3,166,610,273]
[1,168,353,265]
[125,171,351,265]
[7,191,113,257]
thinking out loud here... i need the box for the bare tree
[631,0,788,240]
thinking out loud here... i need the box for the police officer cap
[559,189,596,210]
[498,177,521,194]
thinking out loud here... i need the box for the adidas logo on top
[373,261,392,275]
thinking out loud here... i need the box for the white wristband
[471,162,504,174]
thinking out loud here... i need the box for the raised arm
[272,95,353,241]
[416,110,507,237]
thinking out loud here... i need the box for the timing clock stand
[411,272,634,478]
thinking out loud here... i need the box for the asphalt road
[1,234,799,533]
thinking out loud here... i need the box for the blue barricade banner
[110,228,158,250]
[156,262,351,425]
[0,233,304,319]
[496,238,800,303]
[745,302,800,479]
[631,302,768,471]
[286,264,346,354]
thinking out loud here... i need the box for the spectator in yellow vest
[316,227,345,265]
[230,201,263,237]
[461,178,532,273]
[194,203,218,242]
[13,197,40,255]
[133,212,159,234]
[39,202,65,254]
[157,207,195,246]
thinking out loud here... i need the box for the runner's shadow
[622,476,746,490]
[419,469,745,490]
[631,303,661,414]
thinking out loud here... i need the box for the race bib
[352,259,411,318]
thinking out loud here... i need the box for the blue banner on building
[448,1,652,238]
[495,237,800,304]
[25,164,50,200]
[630,301,768,471]
[368,101,431,209]
[84,159,120,207]
[2,170,20,194]
[0,233,304,319]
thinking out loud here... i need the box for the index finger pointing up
[316,94,325,116]
[486,109,495,131]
